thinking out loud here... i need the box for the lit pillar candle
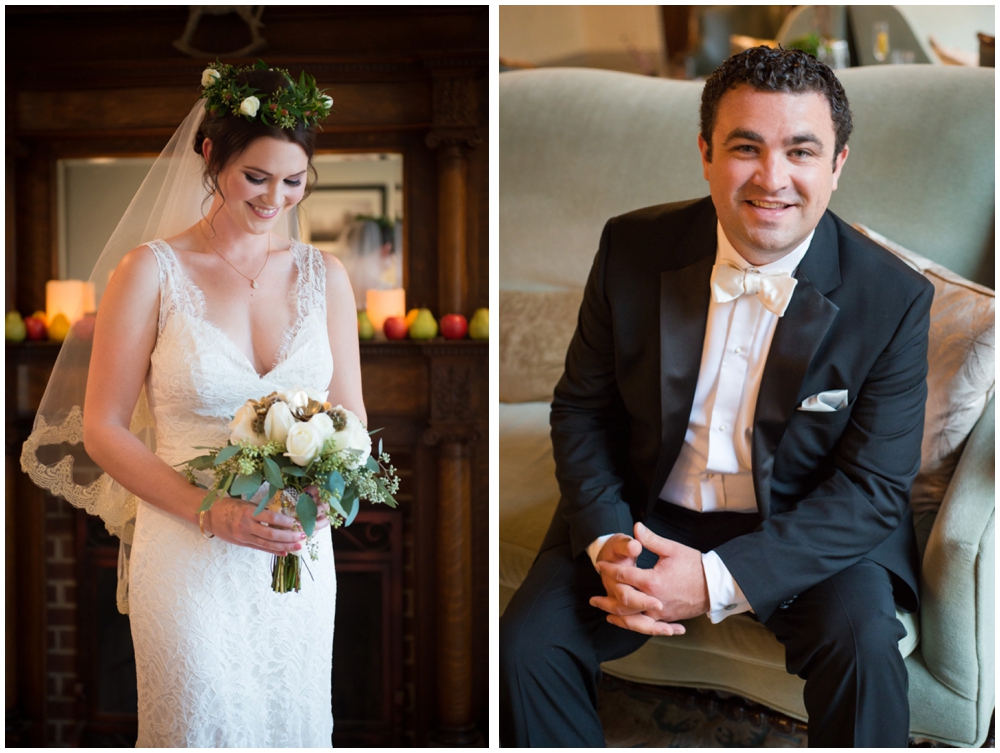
[366,288,406,337]
[46,280,95,324]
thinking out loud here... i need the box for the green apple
[357,310,375,340]
[469,308,489,340]
[409,308,438,340]
[5,311,26,342]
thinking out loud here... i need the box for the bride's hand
[204,496,306,555]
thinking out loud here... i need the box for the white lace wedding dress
[129,239,336,747]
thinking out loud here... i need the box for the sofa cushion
[499,402,562,600]
[499,289,583,403]
[854,225,995,518]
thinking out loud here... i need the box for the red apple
[382,316,408,340]
[24,315,47,341]
[440,314,468,340]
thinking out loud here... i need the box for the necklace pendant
[251,280,259,289]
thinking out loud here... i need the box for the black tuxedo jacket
[545,197,934,623]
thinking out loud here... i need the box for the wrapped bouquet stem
[182,387,399,593]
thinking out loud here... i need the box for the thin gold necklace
[202,226,271,289]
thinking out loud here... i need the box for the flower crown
[200,60,332,130]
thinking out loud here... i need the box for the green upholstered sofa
[499,65,995,746]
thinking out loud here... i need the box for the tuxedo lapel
[647,209,716,511]
[752,213,841,517]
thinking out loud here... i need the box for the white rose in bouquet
[328,406,372,469]
[264,400,296,443]
[308,412,336,442]
[229,402,266,446]
[285,421,325,466]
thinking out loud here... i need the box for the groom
[500,46,933,747]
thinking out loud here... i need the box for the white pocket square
[798,389,849,412]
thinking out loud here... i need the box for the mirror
[57,152,404,311]
[299,153,404,310]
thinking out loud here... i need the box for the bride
[23,62,359,746]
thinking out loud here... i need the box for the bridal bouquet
[181,387,399,593]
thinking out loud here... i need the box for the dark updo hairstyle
[194,68,318,202]
[700,46,852,169]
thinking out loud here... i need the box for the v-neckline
[160,240,304,380]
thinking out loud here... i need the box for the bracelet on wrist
[199,510,215,540]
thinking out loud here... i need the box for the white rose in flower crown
[229,402,266,446]
[284,421,325,466]
[282,386,330,411]
[201,68,221,88]
[264,400,296,443]
[327,407,372,469]
[240,96,260,117]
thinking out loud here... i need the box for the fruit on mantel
[72,313,97,341]
[383,316,408,340]
[469,308,489,340]
[440,314,468,340]
[357,311,375,340]
[47,314,71,343]
[24,315,47,341]
[405,308,419,328]
[408,308,438,340]
[5,311,26,342]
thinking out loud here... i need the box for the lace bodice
[146,239,333,465]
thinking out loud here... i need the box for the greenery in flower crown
[201,59,333,130]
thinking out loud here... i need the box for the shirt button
[719,424,727,431]
[734,346,742,353]
[724,604,737,611]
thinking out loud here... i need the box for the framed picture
[301,184,387,243]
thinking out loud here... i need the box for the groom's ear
[697,133,712,179]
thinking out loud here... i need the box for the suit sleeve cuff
[587,534,616,570]
[702,550,752,623]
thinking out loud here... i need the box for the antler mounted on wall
[174,5,267,58]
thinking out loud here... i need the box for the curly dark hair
[700,46,852,168]
[194,68,318,201]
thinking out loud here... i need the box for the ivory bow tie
[710,264,798,317]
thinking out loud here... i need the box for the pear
[5,311,26,342]
[408,308,438,340]
[357,310,375,340]
[48,314,71,342]
[469,308,489,340]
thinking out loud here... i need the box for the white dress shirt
[588,221,814,624]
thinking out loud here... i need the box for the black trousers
[499,503,909,747]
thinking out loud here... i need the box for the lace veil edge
[20,401,146,614]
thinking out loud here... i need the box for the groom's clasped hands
[589,522,710,636]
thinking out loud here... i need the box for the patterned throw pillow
[855,224,995,516]
[499,289,583,403]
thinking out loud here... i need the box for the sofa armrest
[918,396,995,701]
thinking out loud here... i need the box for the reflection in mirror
[299,153,404,310]
[57,152,404,312]
[57,157,156,284]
